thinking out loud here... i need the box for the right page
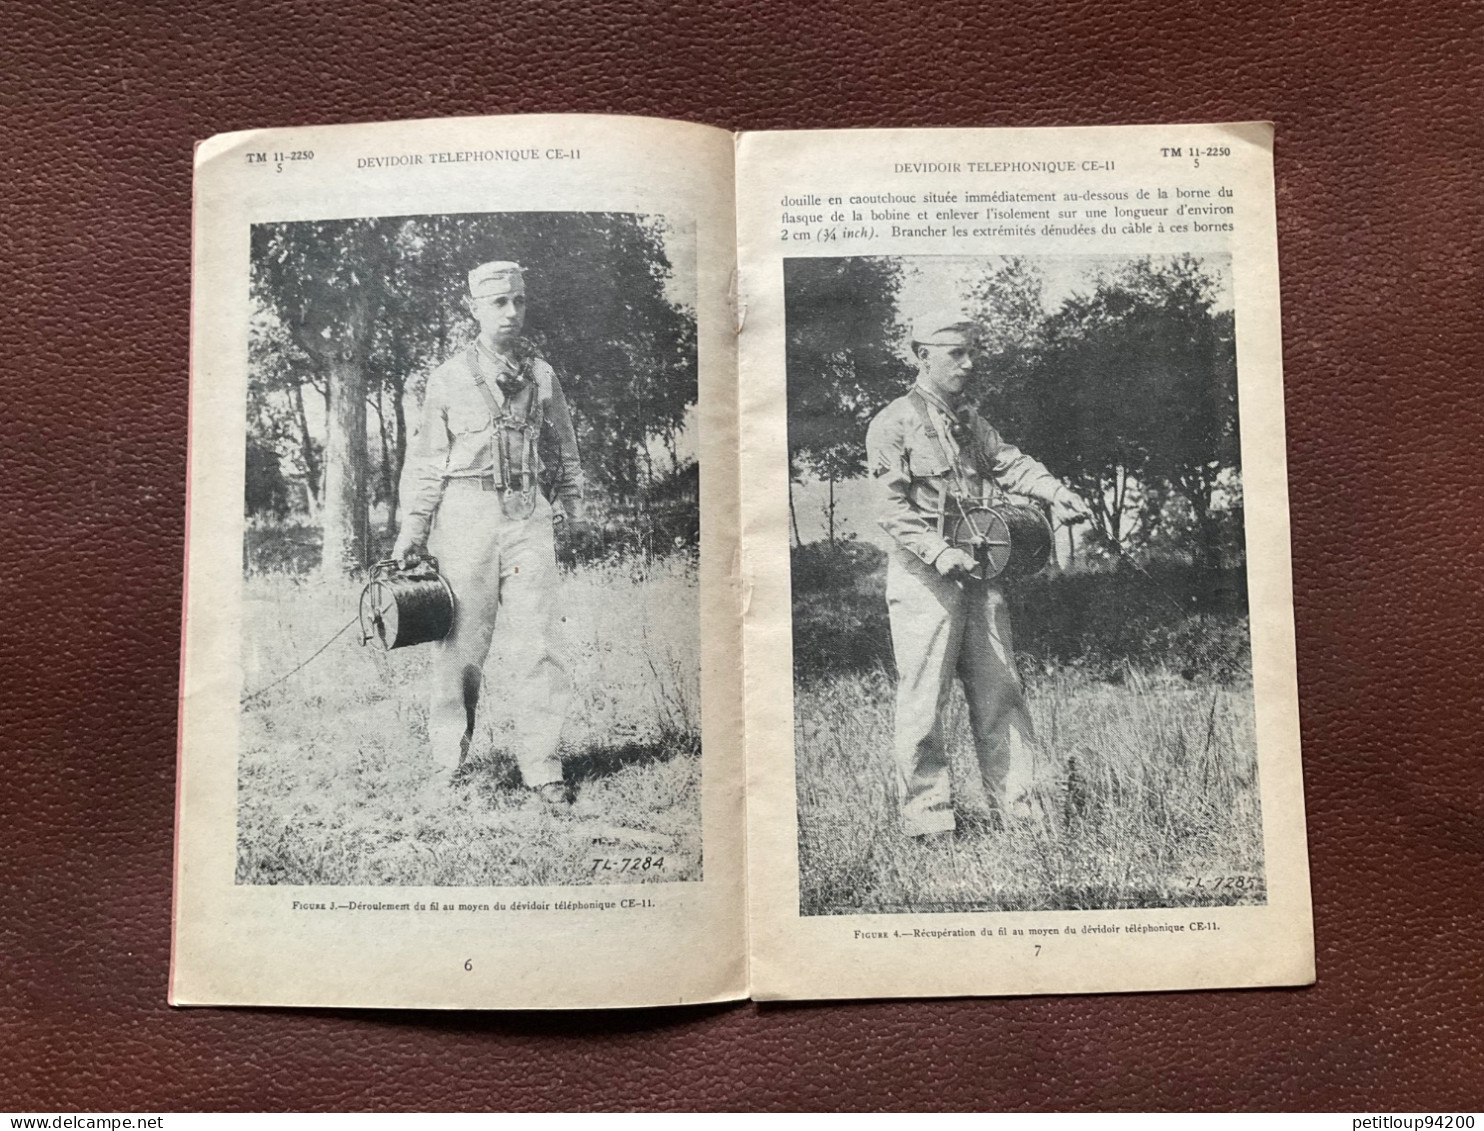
[737,122,1313,1000]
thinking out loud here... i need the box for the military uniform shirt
[398,341,586,547]
[865,384,1065,566]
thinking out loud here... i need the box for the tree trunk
[1176,472,1220,571]
[1109,465,1131,548]
[371,386,396,540]
[321,350,369,577]
[391,380,407,525]
[826,475,836,545]
[291,380,320,508]
[1193,507,1221,571]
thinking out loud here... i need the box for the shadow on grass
[450,734,699,809]
[565,731,700,785]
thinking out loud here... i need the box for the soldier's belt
[446,473,539,493]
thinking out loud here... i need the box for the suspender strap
[902,388,1009,525]
[906,388,957,473]
[523,376,544,433]
[471,371,503,420]
[907,388,963,538]
[471,366,548,494]
[907,388,1005,509]
[908,387,978,492]
[469,371,507,488]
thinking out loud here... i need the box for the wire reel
[942,502,1054,581]
[358,558,456,650]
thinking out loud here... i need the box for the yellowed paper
[177,116,1312,1007]
[736,123,1312,1000]
[173,115,745,1009]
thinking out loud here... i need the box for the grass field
[792,541,1266,916]
[236,552,702,887]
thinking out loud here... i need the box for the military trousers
[885,547,1038,836]
[424,481,572,787]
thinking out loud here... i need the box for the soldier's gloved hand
[934,548,979,578]
[392,537,428,570]
[1050,486,1093,527]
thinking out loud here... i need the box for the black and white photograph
[238,210,702,888]
[786,252,1260,916]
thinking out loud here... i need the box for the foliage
[789,541,1251,687]
[248,213,697,572]
[247,308,320,507]
[961,256,1048,418]
[236,557,701,886]
[1005,255,1239,558]
[244,443,293,520]
[789,540,896,677]
[795,668,1264,915]
[783,254,1257,915]
[784,256,913,483]
[784,253,1241,561]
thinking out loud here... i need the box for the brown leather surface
[4,0,1481,1112]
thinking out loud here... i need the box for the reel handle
[369,555,441,580]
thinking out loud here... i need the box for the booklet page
[737,122,1312,1000]
[173,114,745,1009]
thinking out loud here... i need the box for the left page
[172,114,745,1009]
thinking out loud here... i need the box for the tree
[249,213,697,575]
[251,218,391,576]
[246,309,320,512]
[244,441,291,519]
[1148,300,1239,568]
[784,256,911,542]
[1015,256,1239,563]
[963,257,1048,406]
[961,255,1053,471]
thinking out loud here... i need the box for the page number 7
[1034,945,1041,956]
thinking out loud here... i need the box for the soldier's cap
[468,261,526,298]
[909,316,979,348]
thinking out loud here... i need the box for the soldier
[865,315,1092,837]
[392,260,594,807]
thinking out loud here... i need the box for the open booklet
[173,115,1311,1008]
